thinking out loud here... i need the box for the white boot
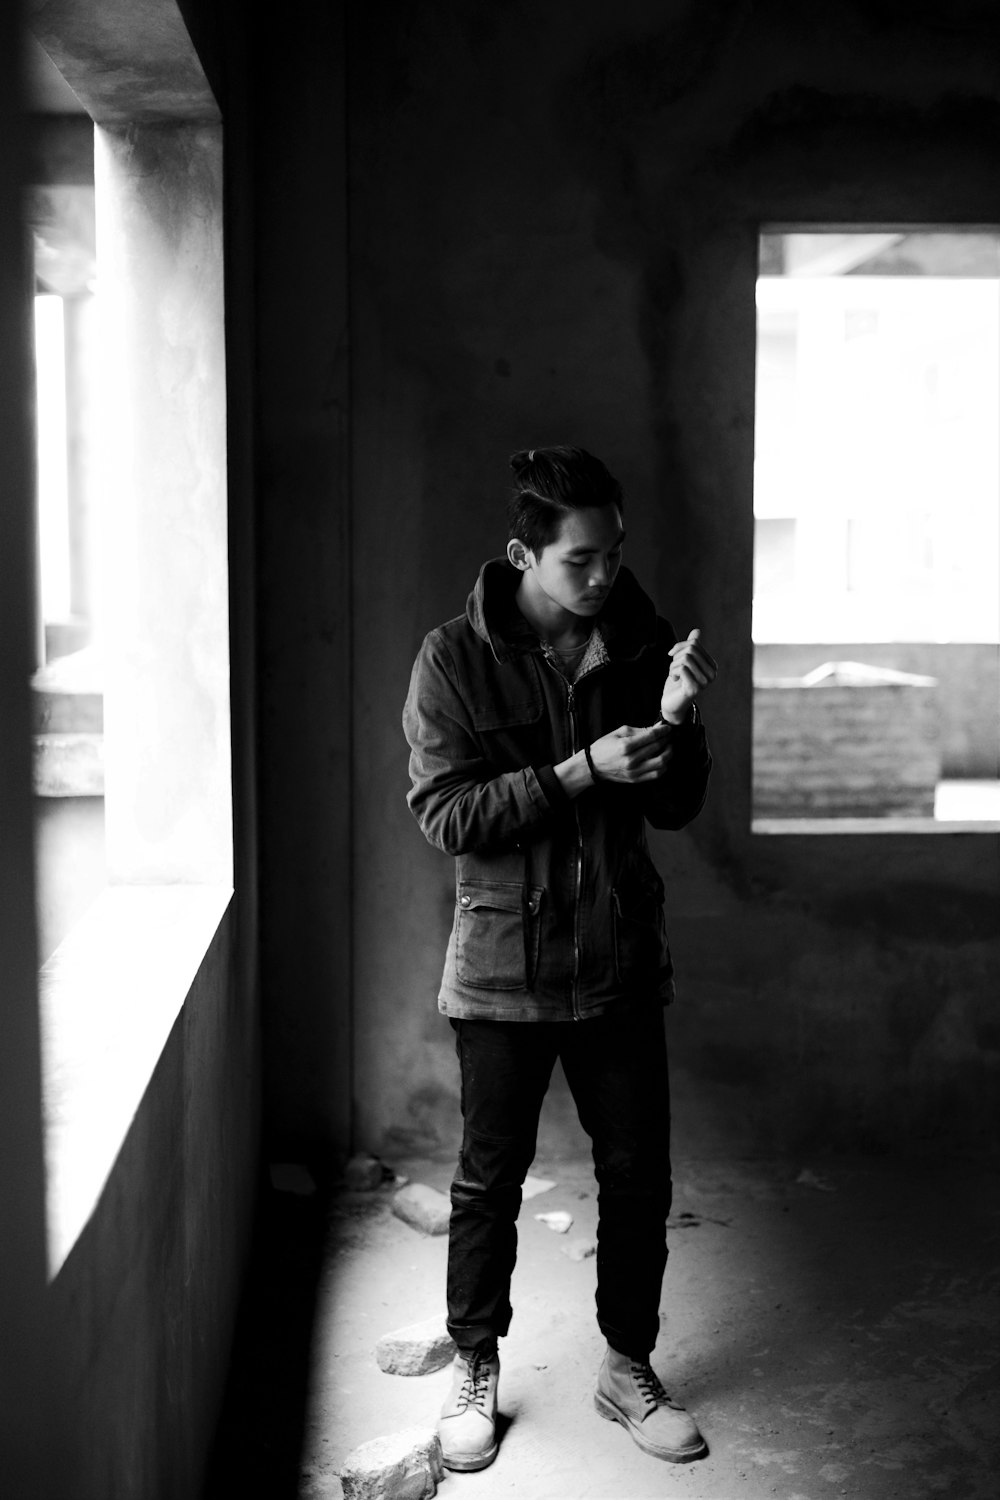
[595,1346,707,1462]
[438,1351,500,1471]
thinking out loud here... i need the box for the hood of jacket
[466,557,659,665]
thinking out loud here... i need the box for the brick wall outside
[753,680,940,818]
[754,643,997,779]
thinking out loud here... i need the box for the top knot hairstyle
[507,446,624,556]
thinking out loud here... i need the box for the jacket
[402,558,712,1021]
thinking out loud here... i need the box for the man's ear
[507,538,533,571]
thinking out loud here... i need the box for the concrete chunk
[392,1182,451,1236]
[376,1314,456,1376]
[534,1209,573,1233]
[340,1426,444,1500]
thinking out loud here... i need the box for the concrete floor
[293,1128,1000,1500]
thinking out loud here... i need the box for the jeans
[446,1006,672,1361]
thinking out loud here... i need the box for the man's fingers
[676,659,712,686]
[631,751,673,780]
[669,627,703,656]
[627,738,674,769]
[668,641,718,677]
[620,722,672,747]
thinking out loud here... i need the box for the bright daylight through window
[752,229,1000,831]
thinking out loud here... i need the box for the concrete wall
[46,904,255,1498]
[247,3,999,1162]
[253,0,352,1156]
[2,2,263,1494]
[0,1,52,1485]
[337,0,1000,1161]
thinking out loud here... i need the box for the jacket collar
[467,557,659,665]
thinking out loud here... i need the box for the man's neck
[514,574,590,650]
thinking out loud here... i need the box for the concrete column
[94,122,231,886]
[0,2,59,1489]
[255,0,352,1156]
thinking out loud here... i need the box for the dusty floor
[288,1142,998,1500]
[206,1088,999,1500]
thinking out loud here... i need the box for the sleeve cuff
[535,763,570,808]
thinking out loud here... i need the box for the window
[29,122,105,960]
[25,13,232,1275]
[752,229,1000,831]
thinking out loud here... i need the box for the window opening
[34,294,71,622]
[29,131,105,960]
[753,229,1000,831]
[25,9,230,1276]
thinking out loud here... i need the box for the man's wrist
[553,750,595,800]
[659,701,699,729]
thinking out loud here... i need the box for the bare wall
[9,3,263,1494]
[255,0,1000,1161]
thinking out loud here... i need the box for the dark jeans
[447,1006,671,1362]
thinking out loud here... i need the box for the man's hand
[660,628,717,725]
[587,723,674,784]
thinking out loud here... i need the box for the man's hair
[507,446,624,555]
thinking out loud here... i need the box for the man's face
[523,503,625,618]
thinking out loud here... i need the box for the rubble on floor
[338,1426,443,1500]
[391,1182,451,1236]
[376,1316,455,1377]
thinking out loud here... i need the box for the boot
[594,1346,707,1462]
[438,1350,500,1471]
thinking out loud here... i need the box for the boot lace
[457,1357,493,1414]
[630,1360,679,1413]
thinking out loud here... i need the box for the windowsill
[38,882,233,1278]
[753,816,1000,835]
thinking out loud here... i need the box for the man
[402,446,716,1472]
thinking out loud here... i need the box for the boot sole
[594,1391,708,1463]
[441,1440,499,1472]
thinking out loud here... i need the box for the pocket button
[460,894,471,907]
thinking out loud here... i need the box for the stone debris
[376,1314,456,1376]
[269,1162,317,1196]
[344,1153,386,1191]
[339,1427,444,1500]
[561,1235,598,1261]
[534,1209,573,1233]
[392,1182,451,1236]
[522,1174,557,1200]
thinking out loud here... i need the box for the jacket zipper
[542,650,606,1021]
[567,681,583,1020]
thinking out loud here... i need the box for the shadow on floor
[202,1168,333,1500]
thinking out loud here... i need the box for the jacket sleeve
[636,617,713,830]
[402,630,563,856]
[639,710,712,829]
